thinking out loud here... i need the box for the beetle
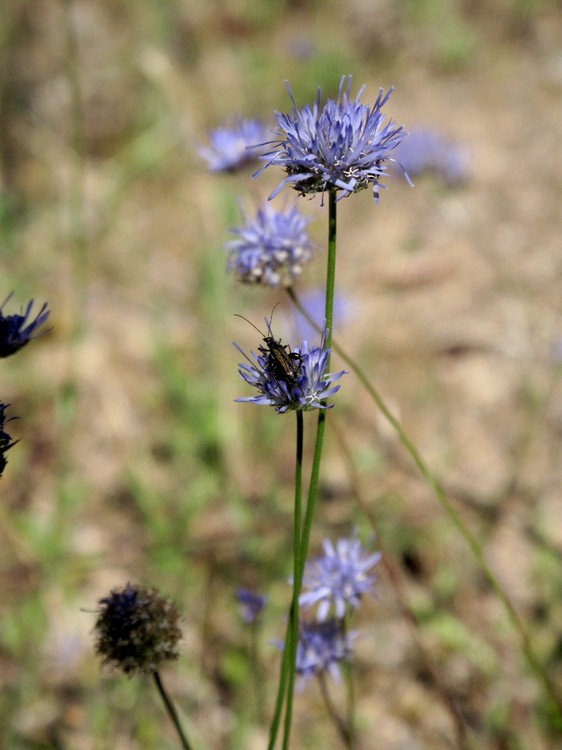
[235,306,302,386]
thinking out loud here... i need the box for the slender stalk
[286,287,562,720]
[268,413,305,750]
[324,188,338,358]
[281,411,305,750]
[152,671,194,750]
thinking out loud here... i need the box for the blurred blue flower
[295,618,355,684]
[300,537,381,621]
[392,127,469,187]
[199,118,270,172]
[226,204,316,287]
[235,587,267,624]
[291,289,354,341]
[234,325,345,414]
[0,403,17,478]
[256,75,409,202]
[0,296,51,358]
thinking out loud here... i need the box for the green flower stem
[152,671,194,750]
[282,411,305,750]
[269,412,305,750]
[324,188,338,358]
[285,287,562,721]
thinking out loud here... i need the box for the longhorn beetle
[235,305,302,386]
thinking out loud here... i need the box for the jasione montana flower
[256,75,410,201]
[226,204,315,288]
[299,536,381,621]
[234,324,345,413]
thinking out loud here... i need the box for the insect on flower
[235,305,302,387]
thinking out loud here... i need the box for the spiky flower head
[226,204,315,288]
[300,537,381,621]
[256,75,409,202]
[0,296,50,358]
[235,587,267,624]
[93,583,182,676]
[295,618,355,684]
[234,323,345,414]
[199,117,269,173]
[0,403,17,478]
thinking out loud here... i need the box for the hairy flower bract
[226,204,315,287]
[256,75,409,201]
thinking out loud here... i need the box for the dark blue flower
[226,204,316,287]
[0,403,17,478]
[235,587,267,624]
[0,296,51,358]
[199,117,270,172]
[295,618,355,684]
[391,126,469,187]
[256,75,409,202]
[234,324,345,414]
[299,537,381,621]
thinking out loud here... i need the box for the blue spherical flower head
[226,204,316,288]
[0,295,51,358]
[234,323,345,414]
[295,618,355,685]
[256,75,410,202]
[199,117,270,173]
[300,537,381,621]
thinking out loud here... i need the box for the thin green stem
[324,188,338,358]
[282,411,305,750]
[269,412,305,750]
[285,287,562,721]
[152,671,194,750]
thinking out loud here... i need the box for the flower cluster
[391,126,469,187]
[300,537,381,621]
[94,583,182,675]
[256,75,408,201]
[226,204,315,288]
[234,324,345,413]
[0,296,50,358]
[199,117,270,172]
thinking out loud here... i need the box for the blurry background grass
[1,0,562,748]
